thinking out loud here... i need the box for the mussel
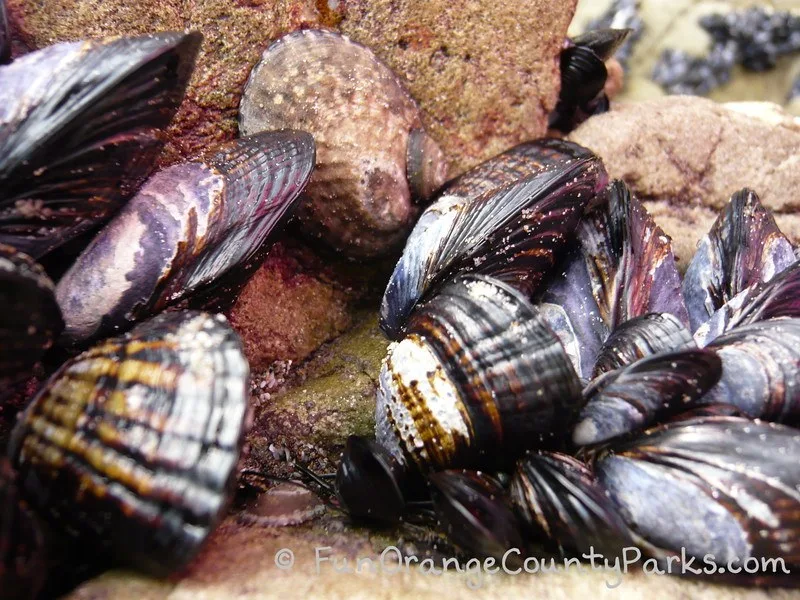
[0,32,201,258]
[596,417,800,576]
[683,189,796,332]
[536,180,687,378]
[0,0,9,64]
[56,131,315,346]
[549,28,631,134]
[509,451,633,557]
[239,29,447,258]
[376,274,583,472]
[574,348,722,445]
[703,318,800,424]
[380,139,609,339]
[0,244,63,398]
[8,310,250,576]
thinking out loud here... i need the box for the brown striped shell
[239,29,448,258]
[8,311,250,577]
[376,274,582,472]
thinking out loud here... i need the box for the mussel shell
[0,32,201,258]
[377,274,583,471]
[239,29,447,258]
[509,451,633,557]
[9,311,250,576]
[537,181,687,378]
[1,460,47,600]
[0,244,63,395]
[694,258,800,347]
[570,28,632,61]
[683,189,796,332]
[0,0,8,64]
[596,417,800,570]
[335,435,406,524]
[704,318,800,424]
[429,470,525,563]
[558,45,607,108]
[574,348,722,446]
[56,131,315,346]
[380,139,608,339]
[592,312,693,377]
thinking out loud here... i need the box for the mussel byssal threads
[56,130,316,346]
[8,311,250,577]
[239,29,448,258]
[0,31,201,258]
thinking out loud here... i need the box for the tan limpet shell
[239,29,448,259]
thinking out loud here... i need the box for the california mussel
[0,28,319,596]
[344,137,800,583]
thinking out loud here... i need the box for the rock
[68,516,800,599]
[568,97,800,269]
[571,0,800,116]
[243,310,388,476]
[8,0,576,172]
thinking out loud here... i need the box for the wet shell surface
[0,32,201,258]
[0,0,8,64]
[509,451,633,558]
[376,274,582,471]
[0,244,63,397]
[380,139,609,339]
[8,311,250,577]
[683,189,796,333]
[239,29,447,258]
[537,180,688,379]
[704,318,800,424]
[574,348,722,445]
[596,417,800,571]
[56,131,315,346]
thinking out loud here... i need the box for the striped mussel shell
[428,470,525,563]
[509,451,633,558]
[0,32,201,259]
[8,310,250,576]
[1,459,47,600]
[574,348,722,446]
[56,131,315,346]
[591,313,693,377]
[380,139,609,339]
[239,29,447,258]
[537,180,688,379]
[0,244,63,398]
[702,317,800,424]
[683,189,796,333]
[596,417,800,575]
[376,274,583,472]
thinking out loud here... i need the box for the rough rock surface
[572,0,800,115]
[7,0,575,173]
[569,97,800,268]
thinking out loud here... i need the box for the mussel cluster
[330,138,800,583]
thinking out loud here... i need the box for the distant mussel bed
[0,18,799,599]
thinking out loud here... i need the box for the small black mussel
[0,244,63,400]
[1,459,47,600]
[574,348,722,445]
[377,274,583,472]
[536,180,688,379]
[428,470,525,565]
[596,417,800,580]
[683,188,796,333]
[8,310,251,577]
[549,28,631,134]
[0,32,201,259]
[509,451,634,558]
[380,139,609,339]
[56,131,316,347]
